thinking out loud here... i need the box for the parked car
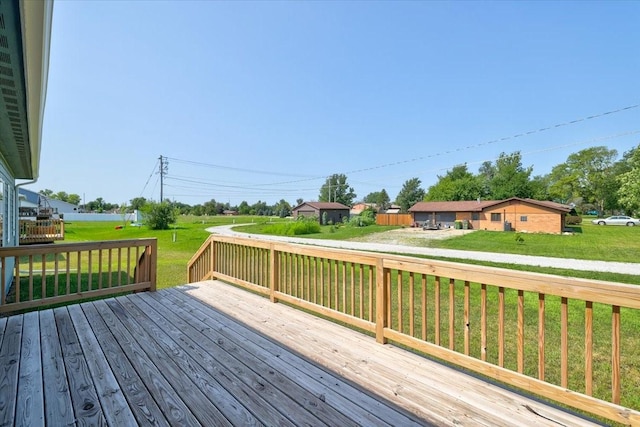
[591,216,640,226]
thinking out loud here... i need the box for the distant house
[408,198,572,234]
[223,210,238,216]
[19,188,79,218]
[350,202,376,216]
[383,204,402,214]
[292,202,350,224]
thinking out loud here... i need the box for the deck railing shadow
[188,234,640,425]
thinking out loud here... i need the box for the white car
[591,216,640,226]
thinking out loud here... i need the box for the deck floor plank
[0,315,23,427]
[131,291,323,427]
[67,304,138,426]
[53,307,107,426]
[91,299,203,426]
[0,316,7,346]
[79,302,171,427]
[39,309,75,426]
[2,280,606,427]
[211,292,504,426]
[119,294,274,427]
[157,288,424,427]
[16,311,44,426]
[143,290,373,427]
[185,281,602,427]
[104,297,239,427]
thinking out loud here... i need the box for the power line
[138,159,159,198]
[158,104,639,203]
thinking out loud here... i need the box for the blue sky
[37,1,640,207]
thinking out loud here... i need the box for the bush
[143,201,178,230]
[566,215,582,225]
[263,218,320,236]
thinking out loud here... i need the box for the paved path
[207,224,640,275]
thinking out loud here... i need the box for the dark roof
[409,200,496,212]
[409,198,572,213]
[293,202,350,211]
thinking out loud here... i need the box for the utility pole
[158,155,168,202]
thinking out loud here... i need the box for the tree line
[40,144,640,218]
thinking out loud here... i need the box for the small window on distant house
[472,212,479,220]
[520,216,528,222]
[491,213,501,222]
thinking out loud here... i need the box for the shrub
[142,201,178,230]
[566,215,582,225]
[263,218,320,236]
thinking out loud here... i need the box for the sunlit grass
[430,224,640,263]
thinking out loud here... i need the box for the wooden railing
[0,238,157,314]
[19,219,65,244]
[188,234,640,425]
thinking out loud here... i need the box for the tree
[191,204,204,216]
[529,175,551,201]
[130,197,148,211]
[485,152,533,199]
[296,198,304,206]
[142,201,178,230]
[617,145,640,215]
[548,146,618,212]
[395,178,425,212]
[67,194,81,205]
[319,174,356,206]
[273,199,292,218]
[425,164,482,201]
[238,201,251,215]
[363,189,391,210]
[250,200,270,216]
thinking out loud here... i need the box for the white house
[18,187,79,217]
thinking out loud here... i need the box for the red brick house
[408,198,572,234]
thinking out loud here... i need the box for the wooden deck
[0,281,603,426]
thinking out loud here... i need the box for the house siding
[410,198,569,234]
[479,202,565,233]
[292,202,350,225]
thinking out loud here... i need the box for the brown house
[409,198,572,234]
[292,202,350,225]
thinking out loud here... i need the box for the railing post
[269,243,279,303]
[375,257,387,344]
[147,239,157,292]
[210,237,217,280]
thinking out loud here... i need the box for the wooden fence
[187,234,640,425]
[0,238,157,313]
[376,213,413,226]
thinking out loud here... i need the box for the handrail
[18,218,65,244]
[187,234,640,425]
[0,238,157,314]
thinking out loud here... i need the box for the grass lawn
[61,215,278,289]
[59,217,640,289]
[235,221,401,240]
[430,223,640,263]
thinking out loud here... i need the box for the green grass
[60,217,640,289]
[62,215,268,289]
[429,224,640,263]
[236,221,401,240]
